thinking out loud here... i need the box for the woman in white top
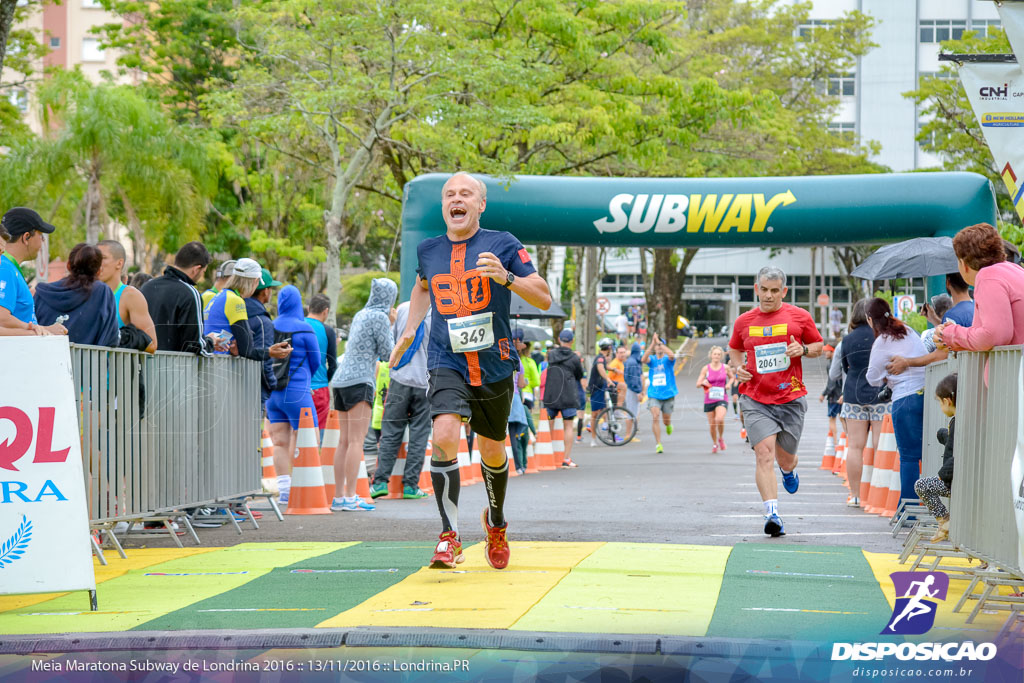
[865,298,927,505]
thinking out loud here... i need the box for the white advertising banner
[959,4,1024,223]
[0,336,96,601]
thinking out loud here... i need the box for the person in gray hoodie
[368,299,431,500]
[329,277,397,511]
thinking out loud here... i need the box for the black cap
[1,208,56,239]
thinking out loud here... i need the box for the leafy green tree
[0,70,219,252]
[0,0,48,81]
[94,0,241,124]
[337,271,399,325]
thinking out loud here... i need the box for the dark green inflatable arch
[399,172,997,298]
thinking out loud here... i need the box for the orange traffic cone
[832,431,847,475]
[505,435,518,477]
[458,424,478,485]
[864,415,897,513]
[418,433,434,494]
[820,429,836,470]
[525,432,539,474]
[387,427,409,499]
[882,458,902,517]
[261,428,276,479]
[284,408,332,515]
[536,415,555,471]
[859,446,875,503]
[552,416,566,465]
[320,410,340,501]
[471,442,483,483]
[355,460,371,500]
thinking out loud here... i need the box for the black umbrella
[510,292,567,319]
[511,322,551,343]
[851,237,958,280]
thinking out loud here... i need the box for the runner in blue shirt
[389,172,551,572]
[641,332,677,454]
[0,208,66,336]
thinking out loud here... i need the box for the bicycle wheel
[594,406,637,446]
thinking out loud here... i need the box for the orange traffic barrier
[864,415,897,513]
[536,415,555,471]
[261,428,276,480]
[387,427,409,499]
[320,409,340,501]
[820,429,835,470]
[859,446,875,503]
[284,407,331,515]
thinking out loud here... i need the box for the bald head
[443,171,487,200]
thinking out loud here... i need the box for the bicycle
[592,387,637,446]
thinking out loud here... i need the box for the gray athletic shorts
[739,395,807,454]
[648,396,675,415]
[625,389,640,416]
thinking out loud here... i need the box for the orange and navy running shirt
[417,228,536,386]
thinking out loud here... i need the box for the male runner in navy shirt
[390,172,552,570]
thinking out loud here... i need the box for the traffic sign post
[596,297,611,315]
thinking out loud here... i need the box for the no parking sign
[894,294,916,321]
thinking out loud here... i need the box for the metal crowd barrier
[921,357,953,478]
[70,345,262,524]
[948,346,1023,576]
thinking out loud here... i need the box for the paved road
[135,338,901,554]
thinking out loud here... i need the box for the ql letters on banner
[0,336,95,600]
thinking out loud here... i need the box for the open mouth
[449,206,467,219]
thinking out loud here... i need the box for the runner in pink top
[696,345,735,453]
[936,224,1024,351]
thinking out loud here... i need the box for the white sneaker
[847,496,860,508]
[589,439,597,447]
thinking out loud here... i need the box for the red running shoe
[481,509,510,569]
[429,531,464,569]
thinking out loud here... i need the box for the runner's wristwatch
[503,271,515,289]
[801,344,809,356]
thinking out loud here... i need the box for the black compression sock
[430,460,460,535]
[481,458,509,528]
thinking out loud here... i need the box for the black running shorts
[427,367,514,442]
[333,384,375,412]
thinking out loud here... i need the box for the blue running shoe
[764,514,785,537]
[780,468,799,494]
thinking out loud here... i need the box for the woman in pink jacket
[936,223,1024,351]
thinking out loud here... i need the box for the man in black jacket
[545,329,584,467]
[141,242,215,355]
[246,267,283,409]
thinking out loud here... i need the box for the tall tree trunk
[583,246,599,356]
[569,246,584,349]
[84,157,104,244]
[536,245,553,282]
[0,0,17,75]
[651,247,699,340]
[323,106,392,320]
[832,246,874,304]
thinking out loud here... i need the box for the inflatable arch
[399,172,997,298]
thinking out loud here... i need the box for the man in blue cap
[0,208,66,335]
